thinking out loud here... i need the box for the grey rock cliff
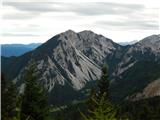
[2,31,160,104]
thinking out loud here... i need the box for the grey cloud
[3,12,40,20]
[3,2,63,20]
[3,2,158,31]
[3,2,145,16]
[96,20,159,30]
[4,0,54,2]
[3,2,63,13]
[66,3,145,16]
[2,33,39,37]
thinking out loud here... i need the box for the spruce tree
[81,65,117,120]
[1,73,18,120]
[1,73,7,120]
[97,65,109,99]
[89,65,110,109]
[20,61,49,120]
[81,93,117,120]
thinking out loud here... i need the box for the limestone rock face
[108,34,160,102]
[11,30,122,92]
[113,34,160,77]
[1,31,160,104]
[13,30,104,92]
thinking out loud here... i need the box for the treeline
[119,96,160,120]
[52,65,160,120]
[1,62,50,120]
[1,63,160,120]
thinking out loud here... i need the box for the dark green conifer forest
[1,64,160,120]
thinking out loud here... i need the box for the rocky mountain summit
[2,30,160,104]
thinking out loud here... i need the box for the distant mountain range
[1,40,139,57]
[118,40,138,46]
[1,43,41,57]
[1,30,160,105]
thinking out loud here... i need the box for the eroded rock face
[77,30,120,65]
[14,30,103,92]
[105,34,160,102]
[1,31,160,104]
[11,30,123,93]
[139,34,160,49]
[113,35,160,77]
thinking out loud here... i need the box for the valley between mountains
[2,30,160,105]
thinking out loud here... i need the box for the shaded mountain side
[1,30,122,89]
[110,61,160,103]
[1,30,103,105]
[51,94,160,120]
[127,78,160,101]
[1,30,160,105]
[1,52,32,81]
[48,82,82,105]
[119,96,160,119]
[113,41,160,77]
[109,34,160,102]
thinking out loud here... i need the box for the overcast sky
[1,0,160,44]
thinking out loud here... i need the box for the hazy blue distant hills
[118,40,138,46]
[1,43,41,57]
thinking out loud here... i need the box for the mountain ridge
[2,30,160,105]
[1,43,41,57]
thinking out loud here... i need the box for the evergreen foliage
[1,63,160,120]
[81,65,117,120]
[81,93,117,120]
[1,73,18,120]
[97,65,110,99]
[119,96,160,120]
[20,61,49,120]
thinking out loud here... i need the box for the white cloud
[1,1,159,44]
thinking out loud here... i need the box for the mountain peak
[140,34,160,45]
[63,30,95,35]
[63,29,76,34]
[59,30,77,39]
[79,30,95,34]
[2,32,160,105]
[134,34,160,51]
